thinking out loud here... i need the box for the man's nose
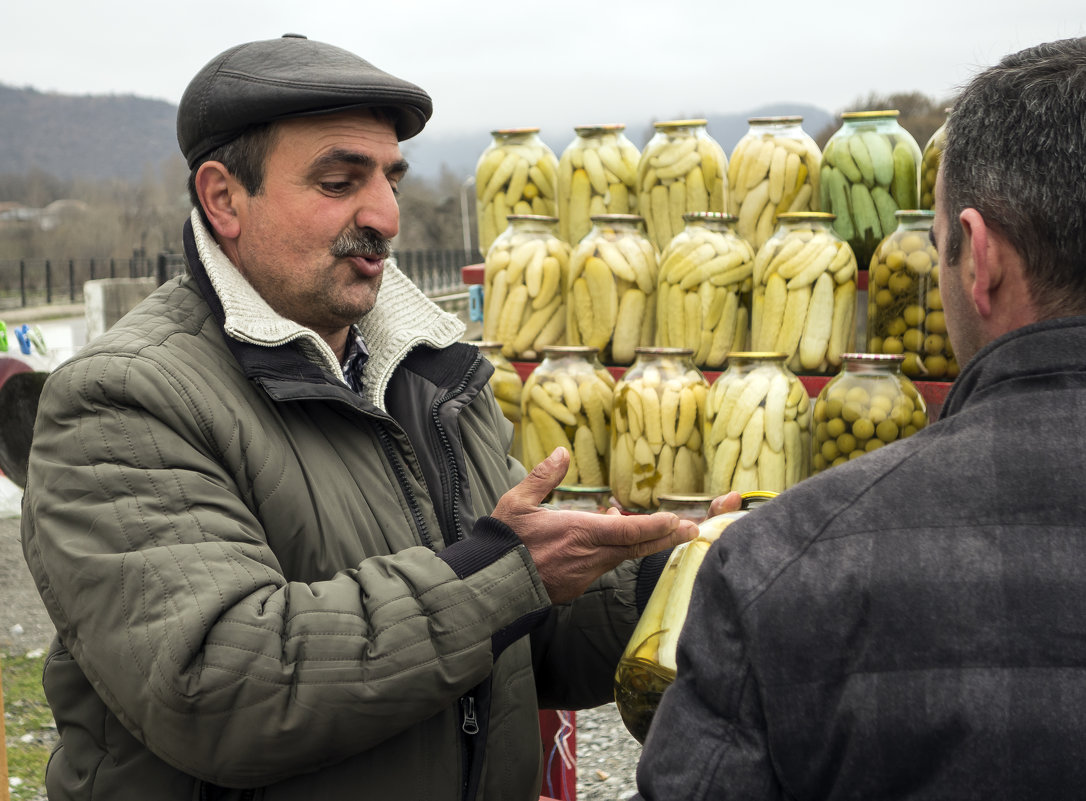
[355,180,399,239]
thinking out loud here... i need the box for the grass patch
[3,650,52,800]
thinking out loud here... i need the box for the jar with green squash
[820,111,922,268]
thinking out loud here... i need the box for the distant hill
[0,83,833,186]
[0,84,183,182]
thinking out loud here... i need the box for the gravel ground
[0,482,643,800]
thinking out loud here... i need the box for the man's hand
[492,448,699,604]
[708,491,743,517]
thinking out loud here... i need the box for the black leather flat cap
[177,34,433,168]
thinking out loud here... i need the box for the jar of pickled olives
[476,341,525,463]
[866,210,958,380]
[613,490,777,743]
[521,345,615,485]
[475,128,559,254]
[566,214,658,365]
[811,353,929,474]
[820,111,922,268]
[728,116,822,250]
[610,347,708,512]
[920,111,949,211]
[557,124,641,246]
[483,215,570,360]
[751,212,858,374]
[703,352,811,494]
[637,120,728,252]
[656,212,754,369]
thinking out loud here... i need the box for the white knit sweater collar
[189,210,466,410]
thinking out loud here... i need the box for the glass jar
[866,211,958,380]
[811,353,929,474]
[637,119,729,252]
[703,352,811,494]
[750,212,858,374]
[656,212,754,369]
[920,111,949,211]
[820,110,922,268]
[610,347,708,512]
[550,484,611,513]
[566,214,658,365]
[656,493,715,524]
[476,341,525,463]
[521,346,616,485]
[475,128,559,254]
[727,116,823,251]
[482,215,570,361]
[557,124,641,246]
[613,490,778,743]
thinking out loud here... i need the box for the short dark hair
[186,122,279,214]
[942,36,1086,317]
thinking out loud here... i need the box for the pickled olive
[865,211,956,378]
[811,354,928,474]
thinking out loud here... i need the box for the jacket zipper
[460,693,479,801]
[430,353,483,546]
[374,423,435,551]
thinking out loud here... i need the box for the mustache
[330,228,392,259]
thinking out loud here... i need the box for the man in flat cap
[21,35,707,801]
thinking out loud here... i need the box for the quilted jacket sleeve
[21,346,551,787]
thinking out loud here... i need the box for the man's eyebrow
[310,149,410,177]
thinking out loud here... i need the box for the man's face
[933,168,983,366]
[229,110,407,339]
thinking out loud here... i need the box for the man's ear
[959,208,993,318]
[194,162,244,241]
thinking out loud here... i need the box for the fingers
[708,490,743,518]
[496,448,570,517]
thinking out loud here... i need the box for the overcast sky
[4,0,1084,139]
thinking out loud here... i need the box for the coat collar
[941,315,1086,419]
[186,210,466,410]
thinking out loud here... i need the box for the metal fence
[0,248,484,309]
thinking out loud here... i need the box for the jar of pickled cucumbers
[820,111,922,268]
[656,493,715,524]
[557,123,641,246]
[637,120,728,252]
[475,128,559,254]
[613,490,777,743]
[920,111,949,211]
[866,211,958,380]
[476,341,525,462]
[610,347,708,513]
[751,212,858,374]
[521,345,616,485]
[550,484,612,513]
[728,116,822,250]
[703,352,811,494]
[656,212,754,369]
[811,353,929,474]
[566,214,658,365]
[482,215,570,361]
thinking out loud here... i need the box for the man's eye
[321,181,351,194]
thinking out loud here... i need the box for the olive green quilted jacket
[22,213,648,801]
